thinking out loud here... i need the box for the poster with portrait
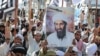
[46,7,75,52]
[46,7,74,35]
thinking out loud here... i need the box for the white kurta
[27,32,40,56]
[47,31,74,49]
[0,42,10,56]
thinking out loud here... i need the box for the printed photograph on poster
[46,7,75,52]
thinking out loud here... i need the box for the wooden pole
[96,0,98,17]
[28,0,32,20]
[62,0,63,7]
[28,0,32,32]
[14,0,18,36]
[95,0,98,25]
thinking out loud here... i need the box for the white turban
[52,12,68,23]
[15,34,24,43]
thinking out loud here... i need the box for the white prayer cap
[15,34,24,43]
[86,43,97,55]
[52,12,68,23]
[34,31,42,35]
[55,50,64,56]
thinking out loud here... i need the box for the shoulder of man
[66,31,74,37]
[47,32,57,39]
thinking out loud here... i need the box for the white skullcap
[15,34,24,43]
[55,50,64,56]
[52,12,68,23]
[34,31,42,35]
[86,43,97,55]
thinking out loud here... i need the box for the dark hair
[21,23,29,31]
[31,26,36,32]
[74,30,81,34]
[0,23,5,27]
[0,32,5,44]
[11,28,19,33]
[74,30,81,37]
[37,22,42,27]
[11,44,26,54]
[23,31,27,36]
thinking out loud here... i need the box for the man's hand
[64,47,73,56]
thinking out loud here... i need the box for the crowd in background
[0,0,100,56]
[0,9,100,56]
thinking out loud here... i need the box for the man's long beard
[56,27,66,39]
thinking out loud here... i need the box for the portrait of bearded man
[47,12,75,52]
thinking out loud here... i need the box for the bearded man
[47,12,74,52]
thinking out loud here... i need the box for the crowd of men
[0,16,45,56]
[0,0,100,56]
[0,9,100,56]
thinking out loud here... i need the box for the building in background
[85,0,100,27]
